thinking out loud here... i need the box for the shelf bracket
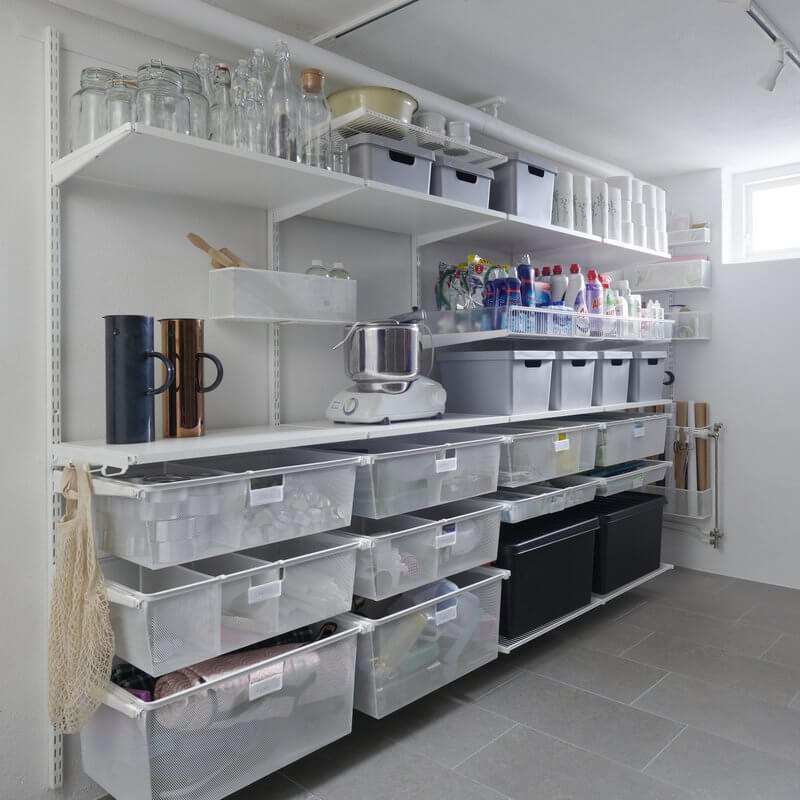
[272,184,364,224]
[416,218,499,248]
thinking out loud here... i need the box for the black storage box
[588,492,666,595]
[496,508,599,638]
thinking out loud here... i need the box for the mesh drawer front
[81,632,358,800]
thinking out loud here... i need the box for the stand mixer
[326,310,447,424]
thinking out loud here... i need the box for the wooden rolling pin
[186,233,248,268]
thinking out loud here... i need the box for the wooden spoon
[186,232,237,268]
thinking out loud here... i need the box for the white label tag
[554,438,570,452]
[435,605,458,625]
[632,475,644,488]
[436,456,457,473]
[249,479,284,506]
[633,424,646,438]
[248,579,282,604]
[249,669,283,701]
[436,530,457,549]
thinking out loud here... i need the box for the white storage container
[628,351,668,402]
[92,450,359,570]
[101,534,359,676]
[343,567,507,718]
[489,151,558,223]
[479,421,601,488]
[320,432,502,518]
[487,475,600,523]
[81,623,359,800]
[569,412,669,466]
[592,351,633,406]
[667,310,712,340]
[437,350,555,415]
[626,258,711,292]
[644,486,713,519]
[209,268,357,324]
[335,500,502,600]
[562,459,671,496]
[346,132,434,192]
[430,155,493,207]
[550,351,598,410]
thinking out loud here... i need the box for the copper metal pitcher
[159,318,223,437]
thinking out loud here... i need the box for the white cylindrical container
[646,205,657,229]
[642,182,657,209]
[591,179,609,238]
[631,178,643,204]
[608,187,622,241]
[573,174,592,233]
[621,199,632,223]
[646,227,657,250]
[621,221,634,244]
[655,186,666,213]
[658,208,668,232]
[656,230,668,252]
[634,224,646,247]
[553,170,574,229]
[632,202,646,225]
[607,175,633,201]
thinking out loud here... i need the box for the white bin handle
[106,584,141,609]
[249,670,283,701]
[434,604,458,625]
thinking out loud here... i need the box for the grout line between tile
[757,632,785,659]
[639,724,688,773]
[609,597,649,623]
[629,670,671,707]
[618,629,655,657]
[733,603,759,623]
[788,689,800,710]
[449,667,527,704]
[278,771,322,798]
[450,722,520,771]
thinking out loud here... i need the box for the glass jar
[135,60,190,135]
[105,77,136,130]
[330,134,350,174]
[192,53,214,104]
[69,67,120,152]
[299,68,331,169]
[176,68,210,139]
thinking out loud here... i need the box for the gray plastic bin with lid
[550,351,598,410]
[438,350,555,415]
[346,132,434,193]
[592,350,633,406]
[430,154,494,207]
[628,351,667,402]
[489,150,558,222]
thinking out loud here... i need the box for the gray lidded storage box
[628,351,668,402]
[430,154,493,208]
[489,150,558,222]
[346,132,434,193]
[592,350,633,406]
[438,350,555,415]
[550,351,598,410]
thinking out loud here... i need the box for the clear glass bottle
[105,77,136,130]
[69,67,120,151]
[209,64,235,146]
[176,68,210,138]
[240,77,264,153]
[305,259,328,276]
[135,60,191,135]
[329,133,350,174]
[231,58,251,148]
[248,48,271,93]
[266,41,299,161]
[193,53,215,104]
[328,262,351,279]
[299,68,331,169]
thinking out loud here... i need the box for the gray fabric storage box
[346,133,433,193]
[592,351,633,406]
[628,351,667,402]
[438,350,555,415]
[550,351,598,410]
[430,155,493,208]
[489,151,558,222]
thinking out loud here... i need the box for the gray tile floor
[230,568,800,800]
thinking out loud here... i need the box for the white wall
[653,169,800,589]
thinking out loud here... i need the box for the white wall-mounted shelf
[668,227,711,247]
[667,310,711,341]
[498,563,674,653]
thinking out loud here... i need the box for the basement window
[732,164,800,261]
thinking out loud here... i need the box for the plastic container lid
[632,351,667,360]
[437,350,556,362]
[553,351,599,360]
[595,351,634,360]
[500,150,558,175]
[345,132,433,161]
[587,491,666,523]
[498,508,600,551]
[433,153,494,180]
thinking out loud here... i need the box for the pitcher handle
[197,352,224,393]
[146,351,175,395]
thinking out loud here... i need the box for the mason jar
[69,67,120,152]
[135,60,190,135]
[105,77,136,130]
[175,68,210,139]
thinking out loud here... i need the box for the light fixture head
[759,40,786,92]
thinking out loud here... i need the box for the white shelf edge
[602,238,671,260]
[498,563,674,653]
[506,399,672,425]
[508,215,604,245]
[211,316,356,325]
[638,285,711,293]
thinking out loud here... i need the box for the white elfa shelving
[666,310,711,341]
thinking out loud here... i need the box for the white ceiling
[209,0,800,176]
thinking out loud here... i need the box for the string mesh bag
[48,464,115,733]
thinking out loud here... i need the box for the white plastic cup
[553,170,575,229]
[413,111,446,134]
[591,179,609,238]
[446,120,470,143]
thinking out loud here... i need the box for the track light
[759,40,786,92]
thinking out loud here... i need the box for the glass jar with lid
[175,68,210,139]
[69,67,120,152]
[135,60,191,135]
[105,77,136,130]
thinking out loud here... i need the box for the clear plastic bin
[334,500,502,600]
[102,534,360,676]
[343,567,507,718]
[569,413,669,466]
[320,433,502,518]
[486,476,600,523]
[478,422,600,488]
[644,486,713,519]
[561,459,671,496]
[81,623,359,800]
[91,450,359,569]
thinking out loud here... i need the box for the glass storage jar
[105,77,136,130]
[69,67,120,152]
[135,60,191,135]
[176,68,210,139]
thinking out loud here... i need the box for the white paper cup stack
[591,179,609,238]
[553,170,574,229]
[608,187,623,241]
[573,175,592,234]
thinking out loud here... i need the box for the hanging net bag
[48,464,115,733]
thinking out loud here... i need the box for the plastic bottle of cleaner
[565,263,587,312]
[517,254,534,307]
[615,289,628,317]
[535,266,552,307]
[550,264,568,306]
[602,276,616,333]
[586,269,604,315]
[628,293,643,337]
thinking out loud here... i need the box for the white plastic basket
[569,413,669,467]
[334,499,502,600]
[342,567,507,718]
[561,459,671,496]
[81,623,359,800]
[487,475,600,524]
